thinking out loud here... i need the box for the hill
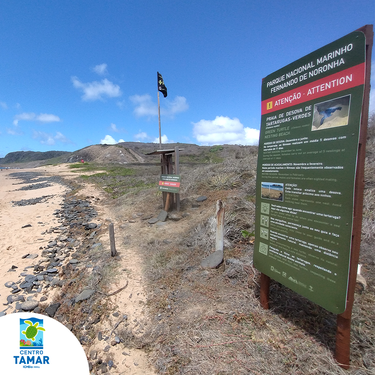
[0,150,70,165]
[0,142,258,168]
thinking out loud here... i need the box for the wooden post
[175,146,180,212]
[260,273,270,310]
[164,192,171,211]
[158,90,162,150]
[216,200,225,252]
[334,24,373,369]
[109,223,117,257]
[161,153,167,208]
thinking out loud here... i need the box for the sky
[0,1,374,157]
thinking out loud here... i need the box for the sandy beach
[0,167,70,311]
[0,165,155,374]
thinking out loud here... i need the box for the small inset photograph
[261,182,284,201]
[312,95,351,131]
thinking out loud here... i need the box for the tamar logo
[266,101,273,110]
[0,312,89,373]
[20,318,45,349]
[14,318,50,367]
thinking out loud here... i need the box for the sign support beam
[335,24,373,369]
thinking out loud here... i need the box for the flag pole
[158,90,162,149]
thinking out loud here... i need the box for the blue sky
[0,1,374,157]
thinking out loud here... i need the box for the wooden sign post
[146,146,182,212]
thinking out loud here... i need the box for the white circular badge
[0,312,89,374]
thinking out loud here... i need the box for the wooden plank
[216,200,225,251]
[175,146,181,212]
[109,223,117,257]
[260,273,270,310]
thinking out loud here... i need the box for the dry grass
[49,127,375,374]
[126,130,375,374]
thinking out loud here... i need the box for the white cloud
[37,113,61,123]
[33,130,72,145]
[100,135,125,145]
[165,96,189,115]
[130,94,188,118]
[116,99,127,109]
[13,112,61,126]
[72,77,122,101]
[0,102,7,110]
[153,134,173,144]
[110,123,119,132]
[130,94,158,117]
[134,131,148,140]
[192,116,259,146]
[92,63,108,75]
[7,128,23,136]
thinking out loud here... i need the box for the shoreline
[0,168,72,312]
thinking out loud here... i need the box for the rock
[201,251,224,269]
[20,300,39,311]
[40,296,48,302]
[75,289,95,303]
[51,279,64,287]
[168,213,182,221]
[7,295,25,304]
[98,332,103,341]
[19,281,33,289]
[46,268,58,273]
[85,223,97,230]
[157,210,168,222]
[148,217,159,224]
[22,224,32,228]
[22,254,30,259]
[356,274,367,293]
[5,281,15,288]
[69,259,79,264]
[26,254,39,259]
[45,303,61,317]
[111,340,118,346]
[90,350,97,360]
[196,196,207,202]
[24,275,38,283]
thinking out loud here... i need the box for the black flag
[157,72,167,98]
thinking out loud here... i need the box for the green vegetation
[241,229,255,239]
[209,145,223,153]
[70,162,155,198]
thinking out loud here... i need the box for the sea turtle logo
[22,320,45,342]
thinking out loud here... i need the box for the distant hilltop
[0,142,259,167]
[0,150,70,164]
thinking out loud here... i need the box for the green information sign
[159,174,181,193]
[254,31,366,314]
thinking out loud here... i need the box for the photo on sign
[312,94,351,131]
[261,182,284,201]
